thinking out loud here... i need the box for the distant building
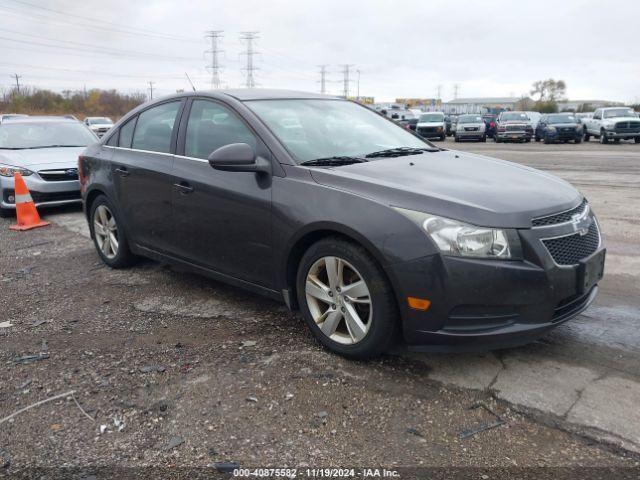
[395,98,441,111]
[443,97,527,114]
[557,100,623,112]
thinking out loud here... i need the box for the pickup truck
[583,107,640,144]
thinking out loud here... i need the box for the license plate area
[578,249,605,294]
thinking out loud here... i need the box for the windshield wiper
[300,156,369,167]
[365,147,440,158]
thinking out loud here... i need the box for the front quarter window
[246,99,431,163]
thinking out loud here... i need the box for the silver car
[454,114,487,142]
[0,116,98,217]
[84,117,114,138]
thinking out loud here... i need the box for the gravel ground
[1,139,640,478]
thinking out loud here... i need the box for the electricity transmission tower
[340,64,355,98]
[148,81,155,100]
[240,31,259,88]
[205,30,224,89]
[453,83,460,100]
[317,65,329,94]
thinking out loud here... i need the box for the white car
[415,112,446,141]
[84,117,114,138]
[583,107,640,144]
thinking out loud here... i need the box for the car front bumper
[603,129,640,139]
[0,174,81,210]
[496,131,532,140]
[385,219,604,351]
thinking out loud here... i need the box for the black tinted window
[132,101,181,153]
[185,100,256,159]
[119,117,136,148]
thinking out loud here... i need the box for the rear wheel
[89,195,135,268]
[296,238,398,359]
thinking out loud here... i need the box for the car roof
[1,116,79,124]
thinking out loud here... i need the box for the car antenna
[185,73,196,92]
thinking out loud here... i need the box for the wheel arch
[283,223,397,311]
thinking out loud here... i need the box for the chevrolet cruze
[79,90,605,358]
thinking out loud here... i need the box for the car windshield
[547,114,576,123]
[419,114,444,122]
[458,115,482,123]
[246,99,432,163]
[0,122,97,149]
[88,117,113,125]
[603,109,635,118]
[500,112,529,121]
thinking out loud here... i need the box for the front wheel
[600,131,609,144]
[575,137,582,144]
[454,135,460,142]
[635,136,640,143]
[89,195,135,268]
[296,238,398,359]
[584,131,591,142]
[544,136,552,144]
[480,135,487,142]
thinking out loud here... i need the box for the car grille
[552,287,595,322]
[505,124,525,132]
[614,121,640,133]
[417,127,438,135]
[532,199,588,227]
[464,127,479,131]
[542,222,600,266]
[38,169,79,181]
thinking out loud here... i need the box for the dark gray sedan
[79,90,605,358]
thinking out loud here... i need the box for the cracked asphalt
[1,138,639,476]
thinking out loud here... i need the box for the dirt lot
[1,138,639,478]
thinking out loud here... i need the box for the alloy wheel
[305,256,372,345]
[94,204,119,259]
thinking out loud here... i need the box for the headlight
[547,126,557,133]
[394,208,514,259]
[0,164,33,177]
[604,123,616,130]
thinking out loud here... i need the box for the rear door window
[184,99,257,159]
[132,101,181,154]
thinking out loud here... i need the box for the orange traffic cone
[9,172,50,231]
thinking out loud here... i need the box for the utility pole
[11,74,22,94]
[340,64,355,99]
[148,81,155,100]
[204,30,224,89]
[356,69,361,100]
[240,31,259,88]
[453,84,460,100]
[317,65,329,95]
[436,85,442,101]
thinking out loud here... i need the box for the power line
[11,73,22,93]
[204,31,224,89]
[317,65,329,94]
[240,32,259,88]
[1,0,200,43]
[340,64,355,98]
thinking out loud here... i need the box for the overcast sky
[1,0,639,103]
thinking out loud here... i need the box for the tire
[481,135,487,142]
[600,130,608,144]
[296,237,398,359]
[89,194,135,268]
[544,136,552,144]
[494,136,501,143]
[575,137,582,144]
[635,137,640,144]
[584,131,590,142]
[535,136,540,142]
[454,135,460,142]
[525,138,531,143]
[440,134,446,141]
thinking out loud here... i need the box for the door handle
[115,167,129,177]
[173,182,194,194]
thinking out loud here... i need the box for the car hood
[89,124,113,129]
[416,121,444,127]
[0,147,86,169]
[500,120,531,125]
[457,123,484,128]
[549,122,580,128]
[309,150,581,229]
[603,116,639,123]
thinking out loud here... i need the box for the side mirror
[208,143,271,174]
